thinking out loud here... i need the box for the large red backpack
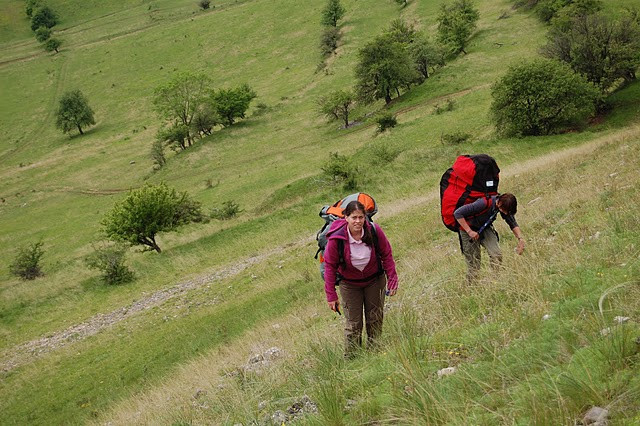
[440,154,500,232]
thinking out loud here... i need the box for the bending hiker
[323,201,398,356]
[454,193,525,283]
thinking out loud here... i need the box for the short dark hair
[498,193,517,215]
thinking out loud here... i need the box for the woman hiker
[323,200,399,356]
[454,192,525,283]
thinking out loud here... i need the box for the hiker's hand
[467,230,479,241]
[328,300,340,313]
[387,288,397,297]
[516,238,525,255]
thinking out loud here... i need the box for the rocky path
[1,127,633,373]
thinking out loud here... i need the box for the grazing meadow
[0,0,639,424]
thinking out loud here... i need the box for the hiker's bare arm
[456,218,479,241]
[512,226,525,255]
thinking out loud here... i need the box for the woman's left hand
[387,288,397,296]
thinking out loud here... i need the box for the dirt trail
[1,126,636,373]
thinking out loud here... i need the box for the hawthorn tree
[210,84,256,126]
[321,0,346,27]
[153,72,212,147]
[437,0,479,55]
[318,90,355,128]
[542,12,640,92]
[490,59,600,136]
[30,6,57,31]
[55,90,95,135]
[355,34,419,104]
[44,38,62,53]
[35,26,51,42]
[102,183,205,253]
[410,33,446,82]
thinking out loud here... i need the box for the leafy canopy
[490,59,600,136]
[542,11,640,92]
[317,90,355,128]
[211,84,257,126]
[30,6,57,31]
[355,34,419,104]
[55,90,95,135]
[437,0,479,55]
[321,0,346,27]
[102,183,205,253]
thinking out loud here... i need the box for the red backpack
[440,154,500,232]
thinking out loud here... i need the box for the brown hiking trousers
[339,274,386,355]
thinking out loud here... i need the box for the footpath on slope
[1,127,636,373]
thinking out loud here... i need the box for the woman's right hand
[328,300,340,314]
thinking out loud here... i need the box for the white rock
[613,316,630,324]
[600,327,611,336]
[437,367,457,377]
[542,314,552,321]
[583,406,609,424]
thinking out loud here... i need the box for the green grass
[0,0,639,423]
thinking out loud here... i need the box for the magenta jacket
[323,219,398,302]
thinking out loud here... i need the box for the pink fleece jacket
[323,219,398,302]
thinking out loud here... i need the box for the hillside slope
[1,0,639,423]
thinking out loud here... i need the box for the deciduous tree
[210,84,256,126]
[318,90,355,128]
[102,183,205,253]
[542,12,640,92]
[437,0,479,55]
[490,59,600,136]
[30,6,57,31]
[321,0,346,27]
[355,35,419,104]
[153,72,212,146]
[55,90,95,135]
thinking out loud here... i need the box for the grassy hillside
[0,0,639,423]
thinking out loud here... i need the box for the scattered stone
[542,314,552,321]
[271,410,287,425]
[129,160,136,165]
[193,388,206,399]
[249,353,264,364]
[600,327,611,337]
[437,367,457,377]
[258,400,267,411]
[272,323,281,329]
[613,316,630,324]
[590,231,601,240]
[583,406,609,425]
[345,399,357,410]
[608,172,618,178]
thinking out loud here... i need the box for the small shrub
[35,26,51,42]
[198,0,211,9]
[370,143,402,165]
[441,131,471,144]
[491,59,600,136]
[376,113,397,132]
[10,241,44,280]
[434,98,456,114]
[85,244,134,285]
[253,102,269,116]
[321,152,358,189]
[150,140,166,169]
[320,27,340,56]
[210,201,242,220]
